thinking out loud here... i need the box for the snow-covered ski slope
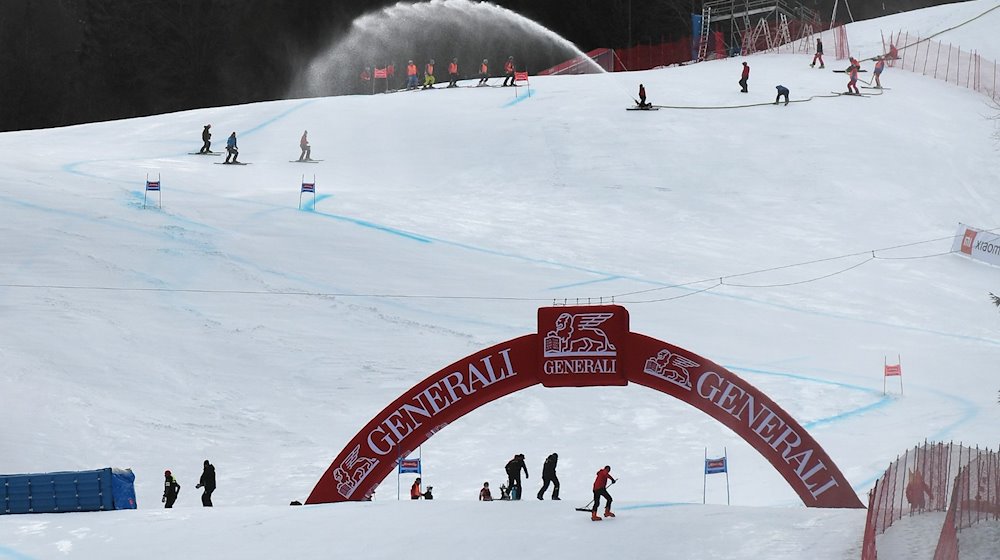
[1,1,999,558]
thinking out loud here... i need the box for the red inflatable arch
[306,306,864,508]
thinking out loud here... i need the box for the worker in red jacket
[739,61,750,93]
[590,465,616,521]
[448,58,459,88]
[847,57,861,95]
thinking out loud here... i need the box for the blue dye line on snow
[619,501,691,511]
[546,275,623,290]
[0,547,37,560]
[502,90,535,107]
[242,99,317,137]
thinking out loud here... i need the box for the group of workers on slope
[199,125,241,163]
[366,56,517,91]
[162,460,217,508]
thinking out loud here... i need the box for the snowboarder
[162,470,180,508]
[479,482,493,501]
[873,56,885,89]
[406,60,418,90]
[448,58,459,88]
[478,59,490,86]
[502,56,515,87]
[537,453,560,500]
[195,459,216,507]
[423,59,436,89]
[298,130,311,161]
[636,84,650,108]
[590,465,616,521]
[810,38,825,68]
[410,477,423,500]
[739,62,750,93]
[199,124,212,154]
[224,132,239,164]
[775,85,790,106]
[504,453,528,500]
[846,58,861,95]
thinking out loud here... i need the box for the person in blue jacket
[775,85,790,106]
[225,132,239,164]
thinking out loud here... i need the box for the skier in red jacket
[590,465,616,521]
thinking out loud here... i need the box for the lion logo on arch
[543,312,617,356]
[643,348,698,390]
[333,444,378,498]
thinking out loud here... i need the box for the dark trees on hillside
[0,0,971,131]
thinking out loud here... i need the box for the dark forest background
[0,0,962,131]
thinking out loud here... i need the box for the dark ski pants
[165,495,177,508]
[225,147,238,163]
[592,488,612,513]
[449,73,458,87]
[537,475,559,499]
[775,92,789,105]
[201,488,214,507]
[503,73,514,86]
[739,78,748,92]
[478,75,488,86]
[200,140,211,154]
[507,475,522,500]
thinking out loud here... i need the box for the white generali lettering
[696,371,839,500]
[367,349,517,455]
[542,358,617,375]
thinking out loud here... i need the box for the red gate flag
[514,71,529,82]
[301,181,315,193]
[145,180,160,191]
[884,364,901,377]
[374,67,388,79]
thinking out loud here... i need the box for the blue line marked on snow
[0,547,37,560]
[299,193,332,212]
[727,366,891,428]
[503,90,535,107]
[310,209,432,243]
[619,502,691,511]
[242,99,316,137]
[546,276,623,290]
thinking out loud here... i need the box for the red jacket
[741,65,750,79]
[504,60,514,73]
[449,62,458,75]
[593,468,615,490]
[407,63,417,77]
[410,481,422,498]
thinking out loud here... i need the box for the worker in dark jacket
[537,453,560,500]
[195,460,216,507]
[504,453,528,500]
[163,470,180,508]
[199,124,212,153]
[775,85,790,106]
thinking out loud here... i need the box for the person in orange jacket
[478,59,490,86]
[423,59,436,89]
[873,56,886,89]
[846,57,861,95]
[410,477,423,499]
[406,60,418,90]
[590,465,616,521]
[502,56,515,86]
[448,58,459,88]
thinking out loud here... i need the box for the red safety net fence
[932,449,1000,560]
[881,30,999,102]
[861,442,974,560]
[861,442,998,560]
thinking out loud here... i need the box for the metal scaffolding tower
[699,0,821,59]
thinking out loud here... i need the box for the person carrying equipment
[846,57,861,95]
[590,465,616,521]
[504,453,528,500]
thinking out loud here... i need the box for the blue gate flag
[705,457,727,474]
[398,458,421,474]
